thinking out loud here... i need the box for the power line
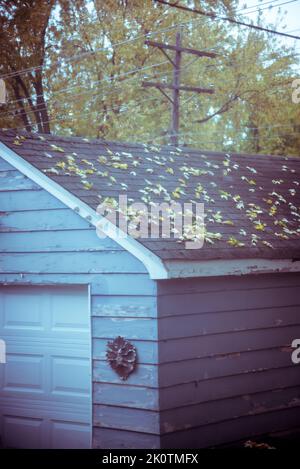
[2,52,297,122]
[3,0,285,84]
[0,60,172,118]
[238,0,298,13]
[1,2,298,111]
[0,13,219,82]
[239,0,300,16]
[3,93,167,134]
[0,52,204,120]
[1,0,298,85]
[5,95,300,150]
[154,0,300,41]
[0,76,296,129]
[4,42,218,109]
[0,60,190,120]
[7,59,169,107]
[152,128,300,145]
[5,44,290,113]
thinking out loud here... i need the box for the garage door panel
[51,295,89,332]
[0,285,91,448]
[51,356,90,397]
[3,353,43,394]
[50,420,90,449]
[1,294,44,331]
[2,415,44,449]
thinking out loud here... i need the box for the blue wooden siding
[157,273,300,448]
[0,158,160,449]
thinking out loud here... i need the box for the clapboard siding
[159,365,300,410]
[93,382,159,410]
[93,405,160,434]
[0,208,94,232]
[160,385,300,433]
[0,170,41,191]
[0,158,15,170]
[158,324,300,363]
[159,348,295,386]
[0,273,156,295]
[0,163,159,447]
[157,273,300,294]
[0,230,122,252]
[0,189,65,210]
[0,251,145,273]
[157,273,300,447]
[158,284,300,316]
[93,427,160,449]
[93,317,157,340]
[92,294,157,317]
[160,406,300,449]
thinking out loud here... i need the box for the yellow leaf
[112,162,128,170]
[254,221,266,231]
[50,144,65,153]
[227,237,245,247]
[81,159,93,166]
[98,156,107,164]
[172,191,181,199]
[82,180,93,190]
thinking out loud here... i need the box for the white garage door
[0,285,91,448]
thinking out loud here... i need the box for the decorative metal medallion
[106,336,137,380]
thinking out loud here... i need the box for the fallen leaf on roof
[254,221,266,231]
[56,161,66,169]
[50,144,65,153]
[262,240,274,249]
[227,237,245,247]
[112,162,128,170]
[166,167,174,175]
[82,180,93,190]
[223,220,235,226]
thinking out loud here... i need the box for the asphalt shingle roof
[1,129,300,261]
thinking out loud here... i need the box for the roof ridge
[0,129,299,161]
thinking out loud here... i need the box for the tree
[0,0,299,156]
[0,0,55,133]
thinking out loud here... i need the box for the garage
[0,285,91,449]
[0,130,300,448]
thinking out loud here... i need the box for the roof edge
[0,141,168,280]
[163,258,300,279]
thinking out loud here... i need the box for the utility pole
[172,32,181,146]
[142,32,216,146]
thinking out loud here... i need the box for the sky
[238,0,300,50]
